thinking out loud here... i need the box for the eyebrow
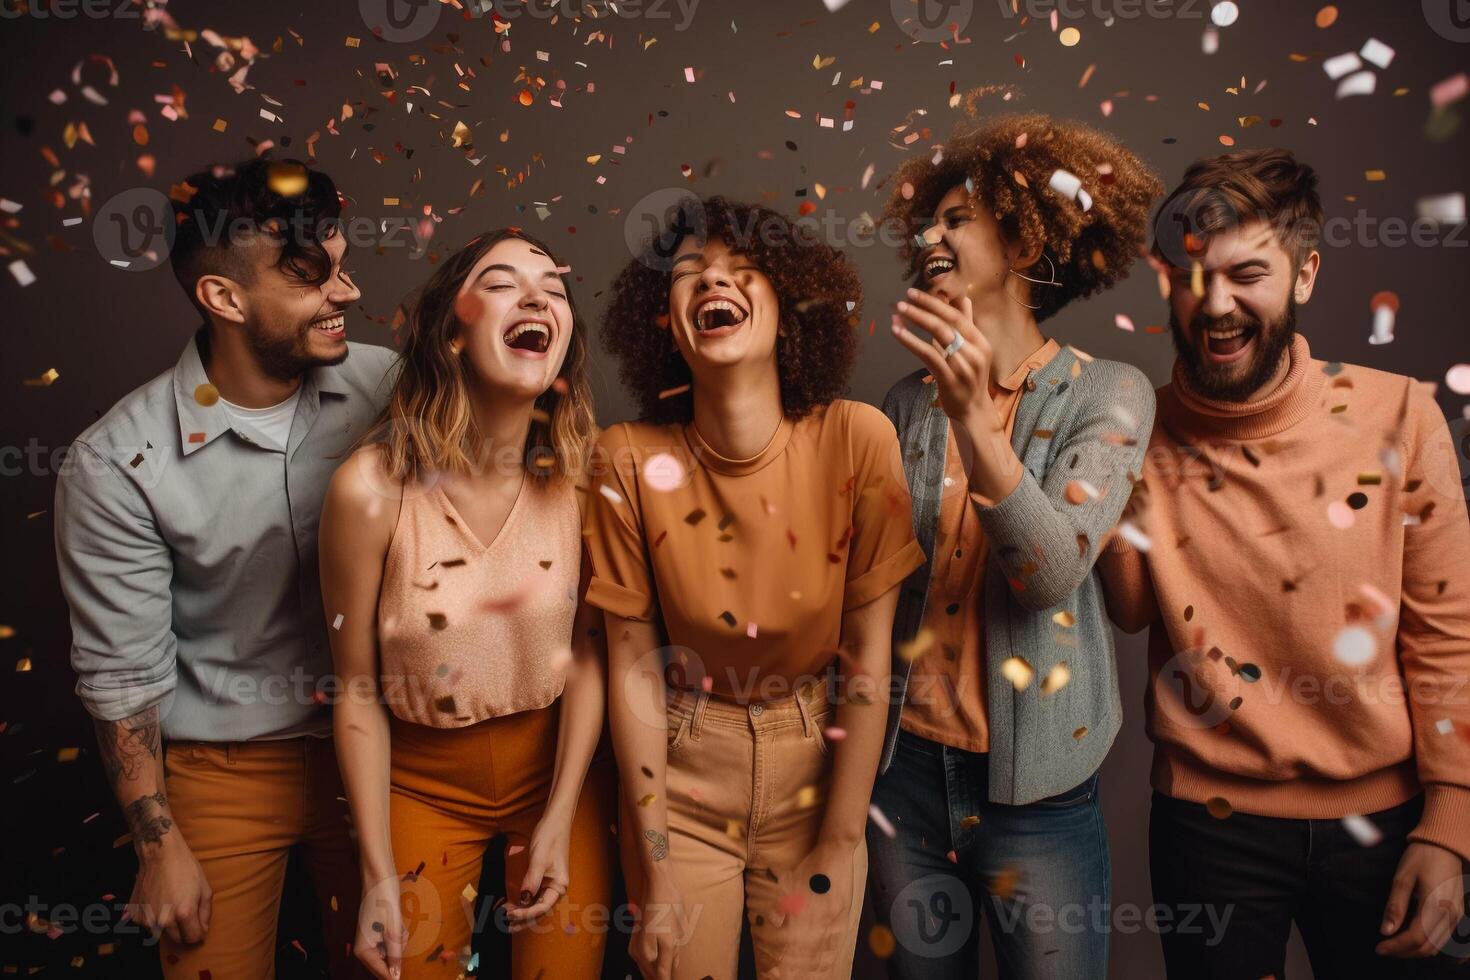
[941,204,973,222]
[671,252,704,267]
[1225,258,1272,273]
[472,263,565,284]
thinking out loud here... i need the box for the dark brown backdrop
[2,0,1467,976]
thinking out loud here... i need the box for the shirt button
[750,704,765,717]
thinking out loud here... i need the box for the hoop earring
[1006,253,1061,311]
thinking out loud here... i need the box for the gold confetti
[868,924,896,958]
[57,747,80,762]
[1000,656,1034,691]
[638,793,657,807]
[725,819,745,839]
[1052,611,1076,628]
[461,883,478,904]
[16,657,33,672]
[24,368,60,387]
[796,784,821,809]
[1073,726,1089,740]
[1059,27,1081,46]
[1365,169,1386,182]
[1041,662,1072,695]
[1205,797,1233,819]
[266,162,308,197]
[0,625,14,639]
[1315,5,1338,28]
[898,627,935,663]
[1190,261,1205,298]
[194,383,220,406]
[212,118,228,133]
[991,868,1019,898]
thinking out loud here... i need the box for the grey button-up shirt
[55,331,398,741]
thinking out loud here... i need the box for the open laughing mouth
[503,319,552,357]
[692,295,750,336]
[310,311,346,340]
[1201,323,1257,363]
[921,251,956,284]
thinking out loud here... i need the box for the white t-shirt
[220,387,302,453]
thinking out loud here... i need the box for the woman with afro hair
[868,113,1162,979]
[584,196,925,978]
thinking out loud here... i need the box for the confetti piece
[823,726,846,742]
[332,614,344,630]
[1437,718,1455,735]
[1341,814,1383,847]
[24,368,60,387]
[1327,500,1356,529]
[796,784,819,808]
[643,453,685,493]
[1205,797,1233,819]
[898,627,935,663]
[1315,5,1338,28]
[868,804,896,838]
[1368,291,1398,345]
[1053,611,1076,628]
[1000,656,1034,691]
[1359,38,1394,70]
[1430,73,1468,109]
[194,383,220,406]
[0,626,13,640]
[1114,313,1136,332]
[746,622,758,639]
[1210,2,1239,28]
[1336,71,1376,99]
[637,793,657,807]
[1332,625,1376,666]
[1446,365,1470,395]
[684,66,696,83]
[868,924,896,958]
[1323,52,1362,80]
[1040,662,1071,695]
[598,485,624,506]
[16,658,32,672]
[1059,27,1080,46]
[9,260,35,287]
[1416,192,1466,224]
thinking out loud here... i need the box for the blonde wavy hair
[368,229,596,485]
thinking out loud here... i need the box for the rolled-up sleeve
[843,402,926,609]
[583,425,658,622]
[55,441,178,722]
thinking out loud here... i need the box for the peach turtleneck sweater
[1100,334,1470,861]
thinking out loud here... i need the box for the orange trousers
[388,702,617,979]
[160,734,364,980]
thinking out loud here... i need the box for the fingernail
[896,300,908,311]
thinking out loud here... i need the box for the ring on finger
[942,332,966,359]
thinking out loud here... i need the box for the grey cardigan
[879,347,1155,804]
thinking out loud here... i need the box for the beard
[1169,296,1296,403]
[247,316,349,381]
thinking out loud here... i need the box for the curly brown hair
[883,112,1163,322]
[601,195,862,425]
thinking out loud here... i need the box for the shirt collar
[994,337,1062,393]
[173,328,347,457]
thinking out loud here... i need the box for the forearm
[822,589,900,846]
[94,706,179,857]
[954,403,1025,505]
[605,613,672,877]
[542,638,606,825]
[334,695,395,882]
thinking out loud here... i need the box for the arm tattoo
[123,790,174,847]
[644,829,668,862]
[95,707,161,786]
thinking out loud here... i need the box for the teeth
[695,298,746,330]
[313,314,345,331]
[1205,327,1246,339]
[504,322,550,343]
[924,256,955,278]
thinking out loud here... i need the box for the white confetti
[1341,814,1383,847]
[332,613,344,630]
[1335,70,1377,99]
[1323,52,1363,80]
[8,259,35,287]
[868,804,896,838]
[1359,38,1394,70]
[1332,626,1376,667]
[1416,192,1466,225]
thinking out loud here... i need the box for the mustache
[1184,308,1262,338]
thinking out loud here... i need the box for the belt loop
[690,690,709,740]
[796,683,815,737]
[226,742,236,765]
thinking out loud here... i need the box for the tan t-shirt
[584,399,925,697]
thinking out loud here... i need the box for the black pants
[1149,792,1468,979]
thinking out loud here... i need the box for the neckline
[682,413,797,477]
[1165,333,1326,440]
[434,472,528,554]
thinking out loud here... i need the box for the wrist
[135,829,188,863]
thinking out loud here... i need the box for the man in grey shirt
[55,157,396,979]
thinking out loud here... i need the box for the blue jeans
[866,729,1111,980]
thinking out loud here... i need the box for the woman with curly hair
[320,229,615,979]
[585,196,925,978]
[868,113,1162,978]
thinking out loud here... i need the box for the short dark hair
[601,195,862,426]
[168,158,343,310]
[1152,148,1323,270]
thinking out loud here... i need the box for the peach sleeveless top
[377,476,580,727]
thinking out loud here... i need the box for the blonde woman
[320,230,613,979]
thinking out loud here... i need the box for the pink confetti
[1446,364,1470,395]
[1327,500,1355,529]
